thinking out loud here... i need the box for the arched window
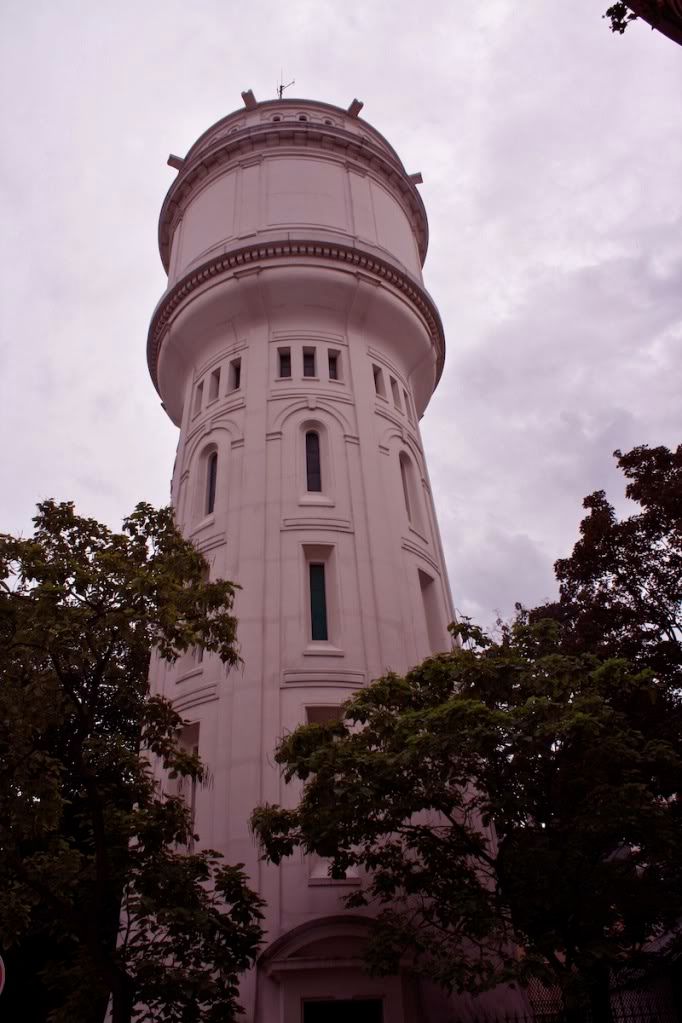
[399,451,423,532]
[206,451,218,515]
[305,431,322,492]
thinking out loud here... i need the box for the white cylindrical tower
[147,92,454,1023]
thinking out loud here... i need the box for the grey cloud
[1,0,680,634]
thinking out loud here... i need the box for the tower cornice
[158,122,429,273]
[146,239,445,396]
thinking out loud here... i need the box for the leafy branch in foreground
[0,501,263,1023]
[252,445,682,1016]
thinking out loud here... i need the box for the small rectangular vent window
[328,351,339,380]
[193,381,204,415]
[209,368,220,402]
[372,364,386,398]
[229,358,241,391]
[303,348,316,378]
[306,705,341,725]
[177,722,200,852]
[390,377,402,409]
[279,348,291,379]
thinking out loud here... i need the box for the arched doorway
[258,915,415,1023]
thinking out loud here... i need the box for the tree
[0,501,263,1023]
[604,2,682,46]
[605,2,640,33]
[252,445,682,1016]
[533,444,682,684]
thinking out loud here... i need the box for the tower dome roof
[158,92,430,274]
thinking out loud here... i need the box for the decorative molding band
[374,404,407,432]
[270,328,346,344]
[172,680,218,713]
[282,517,353,533]
[282,668,366,686]
[175,666,203,685]
[192,530,227,553]
[147,239,445,394]
[185,399,245,439]
[195,341,242,378]
[212,397,246,417]
[268,389,354,407]
[159,122,428,269]
[401,537,440,574]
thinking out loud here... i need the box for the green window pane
[309,563,328,641]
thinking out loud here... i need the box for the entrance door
[303,999,383,1023]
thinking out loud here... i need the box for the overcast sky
[1,0,680,627]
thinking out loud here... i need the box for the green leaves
[252,445,682,1008]
[0,500,262,1022]
[604,3,639,34]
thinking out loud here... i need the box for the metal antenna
[277,71,295,100]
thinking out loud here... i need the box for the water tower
[147,90,454,1022]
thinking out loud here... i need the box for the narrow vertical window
[206,451,218,515]
[208,368,220,402]
[309,563,328,641]
[303,347,316,377]
[328,351,339,380]
[403,388,412,422]
[177,723,200,852]
[229,357,241,391]
[194,564,209,662]
[399,452,412,522]
[305,431,322,492]
[279,348,291,378]
[372,364,386,397]
[193,381,204,415]
[390,377,402,409]
[419,569,443,653]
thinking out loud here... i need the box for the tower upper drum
[148,93,445,427]
[159,96,429,287]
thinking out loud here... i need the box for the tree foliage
[252,446,682,1012]
[534,444,682,683]
[0,501,263,1023]
[604,1,682,44]
[604,2,639,34]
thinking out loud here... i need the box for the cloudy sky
[1,0,680,627]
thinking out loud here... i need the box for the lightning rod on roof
[277,71,295,100]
